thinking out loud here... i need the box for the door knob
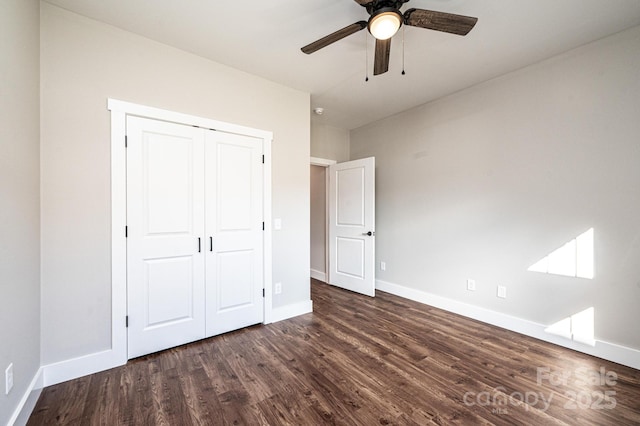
[362,231,375,236]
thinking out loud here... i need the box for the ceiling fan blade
[301,21,367,54]
[404,8,478,36]
[373,38,391,76]
[353,0,373,5]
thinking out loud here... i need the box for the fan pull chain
[401,25,406,75]
[365,31,369,82]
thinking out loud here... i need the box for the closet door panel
[205,131,264,337]
[126,116,206,359]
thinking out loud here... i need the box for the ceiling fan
[301,0,478,76]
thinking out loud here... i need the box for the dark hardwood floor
[29,279,640,425]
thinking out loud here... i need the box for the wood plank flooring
[29,279,640,425]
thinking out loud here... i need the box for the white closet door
[205,131,264,337]
[126,116,206,358]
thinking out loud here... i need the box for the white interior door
[126,116,206,358]
[205,131,264,336]
[328,157,375,297]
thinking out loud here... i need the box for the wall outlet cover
[467,279,476,291]
[497,285,507,299]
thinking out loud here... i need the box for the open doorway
[310,158,335,283]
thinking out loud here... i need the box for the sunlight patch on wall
[544,307,595,346]
[528,228,594,279]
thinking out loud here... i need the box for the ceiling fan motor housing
[364,0,410,16]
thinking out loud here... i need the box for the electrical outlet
[467,279,476,291]
[274,282,282,294]
[497,285,507,299]
[5,363,14,395]
[380,261,386,271]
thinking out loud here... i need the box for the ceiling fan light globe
[368,10,402,40]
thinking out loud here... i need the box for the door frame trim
[109,98,273,363]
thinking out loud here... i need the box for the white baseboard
[310,269,326,282]
[376,279,640,371]
[37,299,314,390]
[41,348,125,388]
[8,367,43,426]
[270,300,313,323]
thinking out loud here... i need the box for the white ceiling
[43,0,640,130]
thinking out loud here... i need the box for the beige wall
[351,25,640,351]
[311,121,350,162]
[0,0,41,423]
[40,3,310,365]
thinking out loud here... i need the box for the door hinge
[262,222,265,231]
[125,135,128,148]
[262,288,265,297]
[125,226,128,238]
[262,154,265,164]
[125,316,129,327]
